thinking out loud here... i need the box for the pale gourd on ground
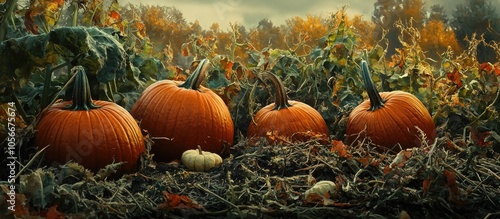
[181,146,223,172]
[304,180,338,199]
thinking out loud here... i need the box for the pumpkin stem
[179,59,211,90]
[197,145,203,155]
[262,72,291,110]
[64,66,101,111]
[360,60,385,111]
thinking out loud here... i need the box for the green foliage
[48,27,127,83]
[20,169,56,208]
[0,34,53,89]
[0,26,127,89]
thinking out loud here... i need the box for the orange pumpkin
[247,72,329,142]
[131,59,234,162]
[346,60,437,152]
[35,66,145,175]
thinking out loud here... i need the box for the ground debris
[2,136,499,219]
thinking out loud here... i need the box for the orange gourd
[346,60,437,152]
[247,72,329,142]
[131,59,234,162]
[35,66,145,175]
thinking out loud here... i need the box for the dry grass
[2,131,499,219]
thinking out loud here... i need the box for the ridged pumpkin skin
[35,67,145,175]
[247,72,329,142]
[181,146,223,172]
[346,91,437,149]
[247,100,329,141]
[131,59,234,162]
[346,61,437,151]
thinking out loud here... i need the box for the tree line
[121,0,498,67]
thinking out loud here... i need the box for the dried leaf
[275,181,283,192]
[181,43,190,57]
[474,131,493,147]
[443,169,458,195]
[370,154,386,167]
[330,140,351,158]
[234,64,245,79]
[45,204,65,219]
[388,48,405,69]
[479,62,500,76]
[158,191,201,211]
[24,0,64,34]
[221,83,241,107]
[134,21,147,39]
[446,67,462,88]
[383,165,393,176]
[291,131,329,144]
[220,57,234,79]
[443,169,468,206]
[265,130,292,144]
[108,10,120,21]
[304,193,323,204]
[356,157,370,166]
[480,62,493,72]
[422,175,433,196]
[389,150,412,168]
[82,0,104,26]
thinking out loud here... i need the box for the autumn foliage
[420,20,461,61]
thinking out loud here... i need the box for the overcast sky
[124,0,500,30]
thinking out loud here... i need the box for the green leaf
[139,58,166,81]
[21,169,56,208]
[0,34,53,88]
[124,64,143,87]
[114,92,142,111]
[207,69,230,89]
[48,26,127,83]
[246,50,261,67]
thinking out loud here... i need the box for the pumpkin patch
[2,3,499,219]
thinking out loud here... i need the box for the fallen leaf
[330,140,351,158]
[45,204,65,219]
[443,169,458,195]
[158,191,202,211]
[443,169,467,206]
[422,175,433,196]
[292,131,329,144]
[389,150,412,168]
